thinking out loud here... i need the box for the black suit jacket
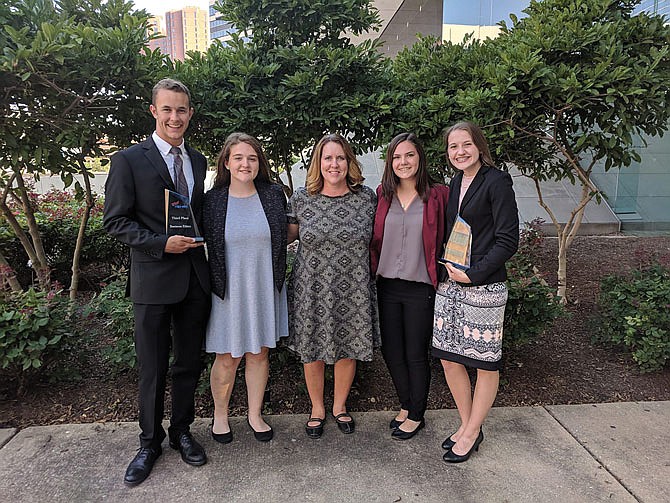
[443,165,519,286]
[103,137,210,304]
[202,181,288,300]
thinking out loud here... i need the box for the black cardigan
[442,165,519,286]
[202,181,288,299]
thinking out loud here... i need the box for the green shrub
[0,287,73,394]
[1,189,127,289]
[504,219,564,349]
[85,272,136,372]
[595,263,670,372]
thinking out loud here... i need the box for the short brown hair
[152,78,192,108]
[305,134,364,196]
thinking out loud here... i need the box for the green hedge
[595,263,670,372]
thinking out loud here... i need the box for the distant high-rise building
[147,16,168,54]
[209,0,236,43]
[164,6,210,61]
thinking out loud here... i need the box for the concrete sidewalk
[1,401,668,502]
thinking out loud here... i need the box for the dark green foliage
[179,0,392,193]
[85,273,135,372]
[1,189,127,288]
[0,287,73,393]
[504,219,565,349]
[595,263,670,372]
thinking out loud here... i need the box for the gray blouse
[377,195,431,285]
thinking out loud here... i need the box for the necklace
[398,192,417,210]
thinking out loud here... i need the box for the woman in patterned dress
[203,133,288,444]
[287,133,378,439]
[433,122,519,462]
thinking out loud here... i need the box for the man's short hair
[152,78,192,108]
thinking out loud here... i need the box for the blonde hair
[305,134,364,195]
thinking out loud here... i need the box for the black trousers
[377,277,435,422]
[133,268,210,449]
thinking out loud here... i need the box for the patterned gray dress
[287,186,380,364]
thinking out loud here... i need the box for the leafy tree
[459,0,670,301]
[386,35,488,180]
[177,0,393,193]
[0,0,165,297]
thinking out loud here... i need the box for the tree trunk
[556,229,569,302]
[69,161,95,302]
[13,172,51,288]
[0,252,22,292]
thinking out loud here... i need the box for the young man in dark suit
[104,78,211,486]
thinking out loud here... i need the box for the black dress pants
[133,268,210,449]
[377,277,435,422]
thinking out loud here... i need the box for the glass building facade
[441,0,670,230]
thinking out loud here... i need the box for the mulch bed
[2,235,669,429]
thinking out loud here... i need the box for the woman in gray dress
[287,133,378,438]
[203,133,288,444]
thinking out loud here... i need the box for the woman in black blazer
[432,122,519,463]
[202,133,288,444]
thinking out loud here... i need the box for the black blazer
[442,165,519,286]
[103,137,210,304]
[202,181,288,300]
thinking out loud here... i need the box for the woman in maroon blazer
[433,121,519,463]
[370,132,449,440]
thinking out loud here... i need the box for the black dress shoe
[442,427,482,450]
[333,412,355,434]
[391,419,425,440]
[248,420,274,442]
[211,420,233,444]
[389,418,405,430]
[441,433,457,450]
[443,429,484,463]
[305,417,325,439]
[124,446,162,487]
[169,432,207,466]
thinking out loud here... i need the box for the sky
[129,0,532,26]
[443,0,529,26]
[129,0,210,18]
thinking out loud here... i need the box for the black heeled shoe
[211,420,233,444]
[442,427,482,450]
[389,418,405,430]
[391,419,425,440]
[443,429,484,463]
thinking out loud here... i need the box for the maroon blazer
[370,184,449,288]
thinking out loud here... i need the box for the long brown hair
[380,132,433,202]
[442,121,495,170]
[213,132,272,189]
[305,133,364,195]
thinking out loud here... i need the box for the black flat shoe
[442,427,482,450]
[169,432,207,466]
[124,446,162,487]
[333,412,355,434]
[391,419,425,440]
[389,418,405,430]
[248,420,273,442]
[443,430,484,463]
[305,417,325,439]
[211,420,233,444]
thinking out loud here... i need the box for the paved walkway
[1,401,668,502]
